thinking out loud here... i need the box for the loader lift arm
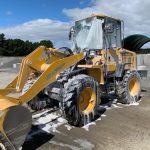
[0,46,85,150]
[0,46,85,105]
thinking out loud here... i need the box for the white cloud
[0,19,71,47]
[1,0,150,48]
[63,0,150,36]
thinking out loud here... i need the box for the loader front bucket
[0,105,32,150]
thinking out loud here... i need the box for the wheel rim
[79,87,96,113]
[129,78,139,96]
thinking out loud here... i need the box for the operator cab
[69,14,122,53]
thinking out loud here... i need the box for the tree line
[0,33,53,56]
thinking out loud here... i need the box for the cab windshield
[73,17,103,52]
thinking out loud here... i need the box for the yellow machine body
[0,46,136,109]
[0,46,137,110]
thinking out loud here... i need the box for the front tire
[116,70,141,104]
[62,74,101,126]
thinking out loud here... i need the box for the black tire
[62,74,101,126]
[26,95,48,111]
[22,78,48,111]
[116,70,141,104]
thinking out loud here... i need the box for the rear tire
[116,70,141,104]
[62,74,101,126]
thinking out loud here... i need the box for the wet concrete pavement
[0,72,150,150]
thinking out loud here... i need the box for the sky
[0,0,150,47]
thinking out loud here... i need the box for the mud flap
[0,106,32,150]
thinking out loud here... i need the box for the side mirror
[69,26,74,40]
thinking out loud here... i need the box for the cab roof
[76,14,121,22]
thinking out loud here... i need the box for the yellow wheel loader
[0,14,141,149]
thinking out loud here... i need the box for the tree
[39,40,53,48]
[0,33,54,56]
[0,47,5,55]
[0,33,5,47]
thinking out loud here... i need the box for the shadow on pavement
[22,125,54,150]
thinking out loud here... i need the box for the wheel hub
[129,78,139,96]
[79,87,96,113]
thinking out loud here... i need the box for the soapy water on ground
[82,122,96,131]
[25,98,140,146]
[33,110,68,134]
[64,124,74,131]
